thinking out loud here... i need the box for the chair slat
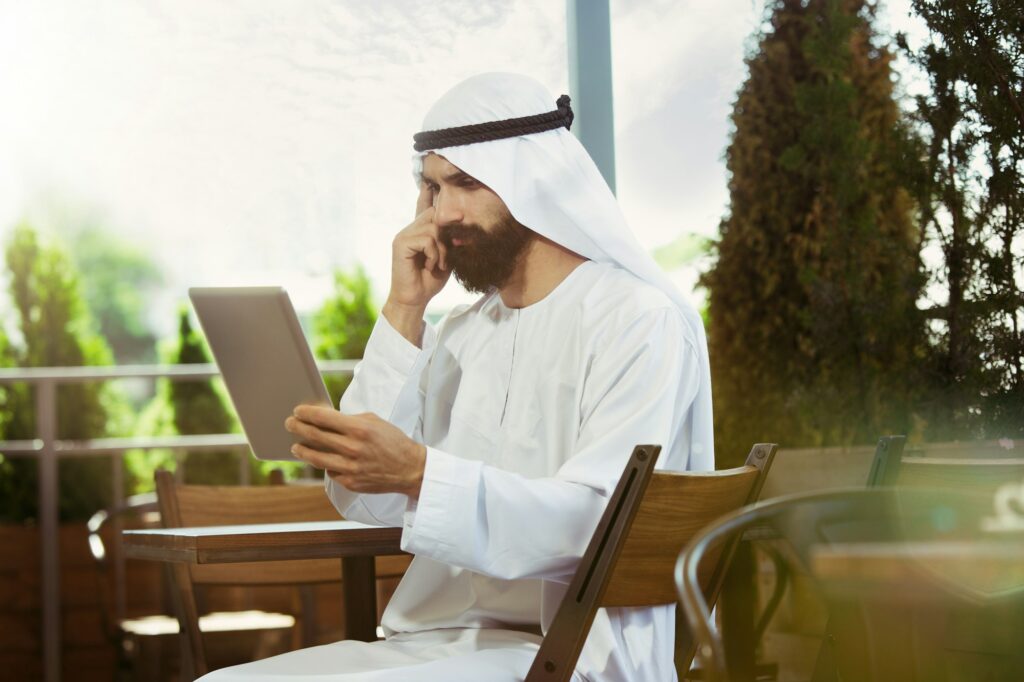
[897,457,1024,492]
[174,484,339,527]
[603,468,760,607]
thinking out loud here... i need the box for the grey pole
[37,379,60,682]
[567,0,617,194]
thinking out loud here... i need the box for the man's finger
[416,182,433,216]
[291,442,355,473]
[291,405,363,434]
[403,234,444,273]
[420,238,439,272]
[285,416,352,453]
[437,240,448,272]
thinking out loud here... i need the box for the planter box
[0,522,152,681]
[0,522,404,680]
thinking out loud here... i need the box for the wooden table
[811,540,1024,601]
[810,540,1024,682]
[124,520,405,642]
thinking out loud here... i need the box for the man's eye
[458,178,480,189]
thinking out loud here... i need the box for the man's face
[420,153,533,294]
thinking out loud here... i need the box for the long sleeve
[325,314,436,526]
[400,306,700,582]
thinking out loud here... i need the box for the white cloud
[0,0,567,329]
[609,0,761,296]
[0,0,924,335]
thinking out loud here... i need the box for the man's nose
[433,190,464,226]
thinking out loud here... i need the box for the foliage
[652,233,711,271]
[313,266,378,405]
[0,325,20,514]
[701,0,925,465]
[0,224,122,522]
[899,0,1024,440]
[64,226,163,364]
[121,379,177,494]
[0,325,15,439]
[167,307,249,485]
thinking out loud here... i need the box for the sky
[0,0,924,339]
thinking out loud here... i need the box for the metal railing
[0,361,356,682]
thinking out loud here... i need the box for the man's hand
[383,182,451,345]
[285,405,426,499]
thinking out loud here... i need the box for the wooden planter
[0,522,166,681]
[0,522,404,681]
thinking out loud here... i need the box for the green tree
[168,308,244,485]
[65,226,163,365]
[701,0,925,465]
[0,323,22,514]
[19,199,164,365]
[900,0,1024,440]
[0,324,15,438]
[0,224,120,521]
[122,379,177,494]
[313,266,378,405]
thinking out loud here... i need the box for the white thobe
[203,261,709,681]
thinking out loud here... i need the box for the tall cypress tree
[169,308,241,484]
[0,224,117,520]
[702,0,924,465]
[313,266,377,405]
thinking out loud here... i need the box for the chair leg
[721,541,757,681]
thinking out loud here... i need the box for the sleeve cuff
[364,314,437,377]
[340,314,437,418]
[324,475,353,514]
[401,447,482,558]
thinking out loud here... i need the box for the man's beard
[441,214,533,294]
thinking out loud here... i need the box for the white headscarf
[412,72,714,472]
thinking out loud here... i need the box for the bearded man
[202,72,714,682]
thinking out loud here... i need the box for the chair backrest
[156,470,342,585]
[904,439,1020,459]
[526,443,777,682]
[895,457,1024,496]
[864,435,906,488]
[761,442,884,500]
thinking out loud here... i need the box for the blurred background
[0,0,1020,678]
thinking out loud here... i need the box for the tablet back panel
[189,287,331,461]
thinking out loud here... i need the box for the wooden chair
[806,435,906,681]
[729,436,906,682]
[88,492,180,680]
[676,487,1017,682]
[154,470,412,679]
[524,443,777,681]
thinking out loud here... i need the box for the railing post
[36,379,61,682]
[111,454,126,624]
[238,451,250,486]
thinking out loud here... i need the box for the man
[203,72,713,681]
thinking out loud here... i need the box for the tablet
[189,286,332,461]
